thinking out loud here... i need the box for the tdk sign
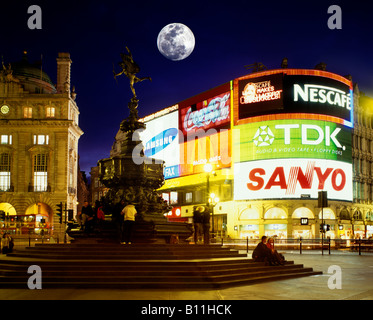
[144,128,178,157]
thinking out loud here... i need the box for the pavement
[0,250,372,301]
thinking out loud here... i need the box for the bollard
[299,238,302,254]
[246,236,249,254]
[328,239,331,255]
[359,241,361,256]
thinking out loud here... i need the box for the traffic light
[56,202,63,223]
[0,210,5,221]
[320,223,331,233]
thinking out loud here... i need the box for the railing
[217,237,373,256]
[3,234,67,249]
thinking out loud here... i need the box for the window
[185,192,193,203]
[33,154,48,192]
[1,135,12,145]
[46,107,55,118]
[0,153,11,191]
[170,191,178,205]
[33,135,49,145]
[24,107,32,118]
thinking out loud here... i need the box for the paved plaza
[0,251,372,300]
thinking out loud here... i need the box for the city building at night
[103,66,373,240]
[0,52,83,238]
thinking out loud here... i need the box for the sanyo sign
[293,84,351,110]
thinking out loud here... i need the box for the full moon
[157,23,195,61]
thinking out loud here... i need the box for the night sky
[1,0,372,176]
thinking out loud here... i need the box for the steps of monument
[0,244,322,289]
[0,262,296,276]
[0,271,322,289]
[9,244,248,260]
[8,252,247,260]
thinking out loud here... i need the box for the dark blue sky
[1,0,372,175]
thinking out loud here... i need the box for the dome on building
[9,51,56,94]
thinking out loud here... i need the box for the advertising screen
[234,70,353,127]
[234,119,352,163]
[179,129,231,176]
[237,73,284,119]
[140,111,180,179]
[282,74,353,126]
[179,91,231,136]
[234,158,353,201]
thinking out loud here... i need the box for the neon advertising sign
[233,69,354,128]
[180,91,230,135]
[240,80,282,104]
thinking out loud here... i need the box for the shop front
[239,224,259,239]
[353,223,365,239]
[338,222,353,239]
[264,223,287,239]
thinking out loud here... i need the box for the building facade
[105,66,373,240]
[0,52,83,239]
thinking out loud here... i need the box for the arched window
[353,210,363,220]
[0,153,11,191]
[264,207,287,219]
[366,211,373,221]
[292,207,314,219]
[318,208,336,219]
[339,209,350,220]
[239,208,260,220]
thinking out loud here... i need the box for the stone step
[0,271,322,289]
[0,263,302,277]
[0,243,322,289]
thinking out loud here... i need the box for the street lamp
[208,193,219,240]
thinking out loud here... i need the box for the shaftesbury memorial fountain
[96,46,192,243]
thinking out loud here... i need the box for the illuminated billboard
[234,69,354,127]
[179,83,231,136]
[238,73,283,119]
[234,158,353,201]
[179,129,231,176]
[234,119,352,163]
[140,110,180,179]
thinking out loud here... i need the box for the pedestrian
[193,206,202,244]
[81,201,94,232]
[121,202,137,244]
[198,206,210,245]
[252,236,276,266]
[96,201,105,230]
[1,233,9,254]
[266,237,285,265]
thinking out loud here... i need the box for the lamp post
[208,193,219,240]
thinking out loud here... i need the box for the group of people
[193,205,211,245]
[252,236,285,266]
[1,232,14,254]
[77,200,105,232]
